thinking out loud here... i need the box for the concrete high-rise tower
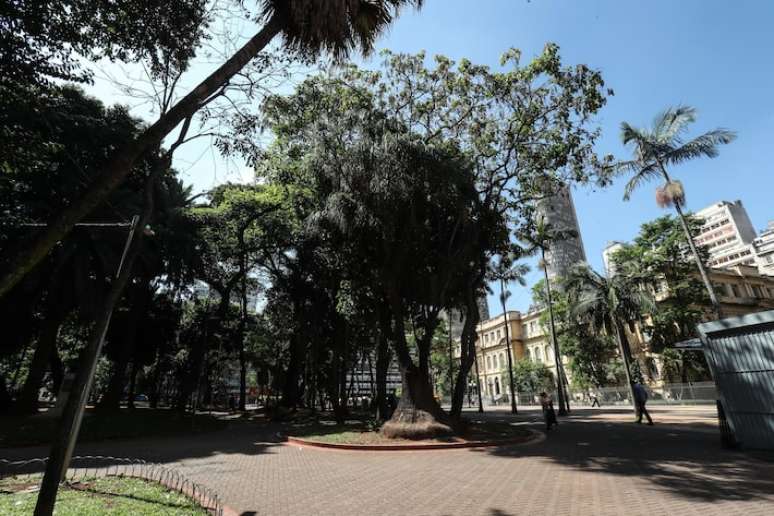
[537,186,587,282]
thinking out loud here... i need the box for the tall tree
[619,106,735,318]
[610,215,712,383]
[518,216,576,415]
[0,0,424,300]
[563,263,655,409]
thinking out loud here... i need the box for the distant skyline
[87,0,774,314]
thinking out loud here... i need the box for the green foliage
[504,359,554,394]
[610,214,712,381]
[0,0,208,88]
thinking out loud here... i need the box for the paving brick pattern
[4,406,774,515]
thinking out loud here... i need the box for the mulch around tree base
[285,429,543,451]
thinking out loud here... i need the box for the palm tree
[0,0,425,300]
[493,257,530,414]
[619,106,735,318]
[564,263,655,410]
[519,217,575,415]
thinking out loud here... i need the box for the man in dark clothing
[633,381,653,425]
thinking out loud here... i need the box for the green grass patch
[0,475,208,515]
[1,408,227,448]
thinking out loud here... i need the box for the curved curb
[285,429,544,451]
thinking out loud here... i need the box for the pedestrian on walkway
[590,393,600,408]
[540,392,558,431]
[633,381,653,425]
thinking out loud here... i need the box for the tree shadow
[472,408,774,504]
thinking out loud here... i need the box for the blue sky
[90,0,774,314]
[362,0,774,313]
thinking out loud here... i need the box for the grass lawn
[1,408,227,448]
[0,476,208,515]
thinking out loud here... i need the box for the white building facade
[754,221,774,276]
[694,200,758,269]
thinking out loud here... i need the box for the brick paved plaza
[4,406,774,515]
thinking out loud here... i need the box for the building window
[545,345,552,362]
[486,356,491,370]
[536,347,543,362]
[499,353,505,370]
[494,377,500,396]
[496,329,501,339]
[731,284,741,297]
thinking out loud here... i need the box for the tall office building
[695,200,757,269]
[536,186,587,282]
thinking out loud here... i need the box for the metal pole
[500,278,518,414]
[35,216,140,515]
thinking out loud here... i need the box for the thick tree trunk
[451,284,481,419]
[0,17,283,300]
[380,293,451,439]
[381,365,451,439]
[15,313,64,414]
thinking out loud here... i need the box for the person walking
[633,381,653,425]
[590,393,600,408]
[540,392,558,431]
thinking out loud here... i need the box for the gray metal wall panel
[699,311,774,450]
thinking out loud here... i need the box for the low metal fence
[442,382,718,408]
[0,455,223,515]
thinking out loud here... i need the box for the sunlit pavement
[3,405,774,515]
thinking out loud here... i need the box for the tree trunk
[543,249,569,415]
[451,283,481,419]
[49,347,64,398]
[381,365,451,439]
[15,313,64,414]
[98,284,146,412]
[612,319,637,412]
[500,278,518,414]
[126,361,138,409]
[380,293,451,439]
[280,332,304,409]
[374,330,391,421]
[0,16,283,301]
[0,373,12,412]
[657,164,722,319]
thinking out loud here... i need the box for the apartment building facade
[695,200,758,269]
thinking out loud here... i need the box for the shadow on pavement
[471,409,774,504]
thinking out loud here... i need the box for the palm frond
[263,0,423,60]
[653,105,696,144]
[623,163,662,201]
[620,122,649,148]
[663,128,737,165]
